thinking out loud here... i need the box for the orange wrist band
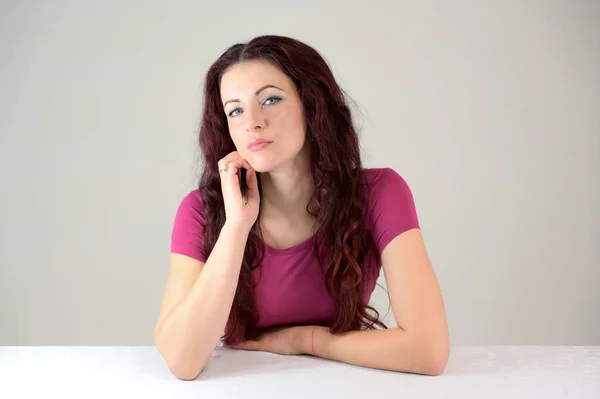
[311,326,318,356]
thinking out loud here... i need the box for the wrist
[298,326,330,356]
[222,222,251,237]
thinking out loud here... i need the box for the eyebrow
[223,84,284,107]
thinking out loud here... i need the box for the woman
[154,35,449,380]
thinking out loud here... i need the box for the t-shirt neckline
[262,235,316,255]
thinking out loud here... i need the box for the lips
[247,139,273,151]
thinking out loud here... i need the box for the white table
[1,346,598,398]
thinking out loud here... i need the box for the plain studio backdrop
[1,1,598,346]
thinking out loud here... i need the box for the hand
[226,326,311,356]
[218,151,260,232]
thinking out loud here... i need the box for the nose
[245,106,265,133]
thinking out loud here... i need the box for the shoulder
[172,189,206,236]
[359,167,413,199]
[359,167,420,253]
[171,189,207,261]
[175,189,205,222]
[180,188,203,206]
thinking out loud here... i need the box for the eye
[227,96,281,118]
[228,108,242,117]
[262,96,281,106]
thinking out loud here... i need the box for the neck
[259,155,313,220]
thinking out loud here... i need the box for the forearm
[156,223,250,379]
[306,326,449,376]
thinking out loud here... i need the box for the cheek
[274,107,305,143]
[227,123,246,148]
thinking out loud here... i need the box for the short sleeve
[366,168,420,255]
[170,189,207,262]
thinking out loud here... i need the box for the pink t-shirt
[170,167,420,330]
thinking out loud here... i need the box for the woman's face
[220,60,307,173]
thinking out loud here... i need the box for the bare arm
[306,229,449,375]
[231,229,449,375]
[154,222,250,380]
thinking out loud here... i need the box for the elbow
[161,348,206,381]
[419,337,450,376]
[421,351,449,376]
[155,331,205,381]
[403,331,449,376]
[168,363,204,381]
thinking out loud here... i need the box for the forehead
[220,60,293,96]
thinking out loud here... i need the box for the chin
[244,152,279,174]
[248,162,273,174]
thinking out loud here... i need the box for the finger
[226,161,241,193]
[245,167,257,194]
[230,341,258,350]
[220,151,240,164]
[241,159,252,170]
[219,154,249,173]
[218,166,229,177]
[218,159,231,175]
[219,151,241,164]
[228,342,244,349]
[227,159,246,185]
[218,152,241,172]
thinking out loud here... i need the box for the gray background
[1,0,598,346]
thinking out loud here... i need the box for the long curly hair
[197,35,386,344]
